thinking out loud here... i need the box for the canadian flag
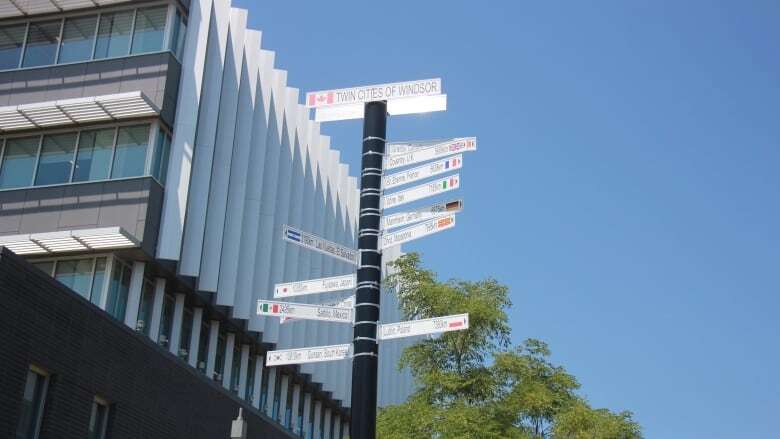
[308,92,334,107]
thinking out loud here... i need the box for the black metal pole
[350,101,387,439]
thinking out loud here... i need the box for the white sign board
[274,274,356,299]
[382,174,460,209]
[306,78,441,108]
[382,214,456,249]
[379,313,469,340]
[283,225,358,265]
[266,344,352,366]
[386,139,444,156]
[281,295,355,324]
[257,300,353,324]
[382,200,463,231]
[384,137,476,171]
[383,155,462,190]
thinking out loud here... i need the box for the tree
[376,253,642,439]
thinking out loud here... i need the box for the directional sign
[283,225,358,265]
[306,78,441,108]
[257,300,353,324]
[383,155,462,190]
[281,295,355,324]
[382,174,460,209]
[274,274,356,299]
[379,313,469,341]
[266,344,352,366]
[382,214,455,249]
[384,137,476,171]
[382,200,463,231]
[386,139,444,156]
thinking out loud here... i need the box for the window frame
[17,365,50,439]
[0,119,165,192]
[89,396,110,439]
[28,254,113,305]
[0,1,187,73]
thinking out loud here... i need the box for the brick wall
[0,248,295,439]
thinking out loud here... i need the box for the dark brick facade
[0,248,295,439]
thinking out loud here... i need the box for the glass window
[0,137,39,189]
[260,368,269,411]
[90,258,106,306]
[106,259,131,320]
[131,6,167,55]
[35,133,77,186]
[230,346,240,392]
[151,128,170,184]
[197,320,209,371]
[15,367,48,439]
[31,261,54,276]
[22,20,61,68]
[88,398,109,439]
[58,15,97,64]
[180,308,193,358]
[54,258,94,299]
[94,11,133,59]
[169,9,187,59]
[72,128,115,182]
[111,125,149,178]
[215,333,226,379]
[0,24,27,70]
[159,294,174,347]
[137,281,154,334]
[245,355,256,401]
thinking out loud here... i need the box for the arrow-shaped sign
[257,300,353,324]
[384,137,476,171]
[382,214,456,249]
[386,139,445,156]
[266,343,352,366]
[379,313,469,340]
[282,225,358,265]
[274,274,356,299]
[281,295,355,324]
[382,200,463,231]
[383,154,463,190]
[382,174,460,209]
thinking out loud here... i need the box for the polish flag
[308,92,334,107]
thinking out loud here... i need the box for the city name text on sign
[382,174,460,209]
[281,295,355,324]
[382,200,463,231]
[257,300,353,324]
[379,313,469,341]
[386,139,444,156]
[283,225,358,265]
[266,344,352,366]
[274,274,356,299]
[306,78,441,108]
[385,137,477,170]
[383,155,463,190]
[382,214,456,250]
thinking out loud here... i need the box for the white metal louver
[0,91,159,132]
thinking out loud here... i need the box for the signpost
[274,274,356,299]
[302,77,474,439]
[382,200,462,231]
[257,300,353,324]
[382,174,460,209]
[266,344,352,367]
[379,313,469,341]
[386,139,444,155]
[283,225,358,265]
[382,214,456,250]
[384,137,476,170]
[382,155,462,190]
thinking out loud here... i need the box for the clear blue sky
[235,1,780,437]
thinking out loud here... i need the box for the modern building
[0,1,415,438]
